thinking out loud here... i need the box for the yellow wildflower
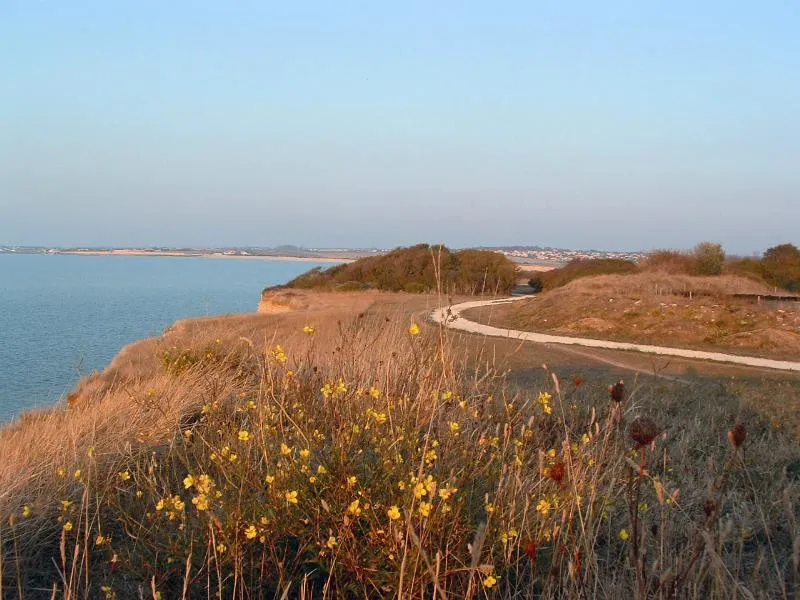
[61,500,73,511]
[438,485,457,501]
[63,521,73,532]
[285,490,299,504]
[191,494,209,511]
[408,323,421,336]
[216,543,226,554]
[317,465,327,475]
[413,482,427,499]
[536,499,551,515]
[303,324,315,334]
[265,474,275,484]
[448,421,460,434]
[347,475,357,487]
[183,474,194,489]
[244,525,258,539]
[348,499,362,516]
[87,446,96,458]
[483,574,498,588]
[326,535,337,549]
[441,391,453,401]
[387,505,401,520]
[619,529,630,541]
[196,474,212,493]
[418,501,432,517]
[238,430,250,442]
[299,448,310,460]
[280,443,292,456]
[271,345,288,363]
[22,505,32,518]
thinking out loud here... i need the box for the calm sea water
[0,254,331,422]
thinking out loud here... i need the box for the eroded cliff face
[257,289,311,313]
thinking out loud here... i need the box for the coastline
[51,250,354,263]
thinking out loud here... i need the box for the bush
[528,275,544,293]
[692,242,725,276]
[286,244,518,296]
[762,243,800,291]
[641,250,696,274]
[538,258,639,290]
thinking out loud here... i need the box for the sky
[1,2,798,254]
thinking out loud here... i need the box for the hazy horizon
[2,2,798,255]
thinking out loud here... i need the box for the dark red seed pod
[609,380,625,402]
[549,461,565,483]
[630,417,659,447]
[728,423,746,448]
[703,499,716,518]
[572,375,584,386]
[524,541,537,562]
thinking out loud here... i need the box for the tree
[762,243,800,291]
[693,242,725,276]
[528,276,543,293]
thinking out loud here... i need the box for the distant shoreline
[46,250,355,263]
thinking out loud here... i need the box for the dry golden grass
[1,290,799,599]
[475,273,800,359]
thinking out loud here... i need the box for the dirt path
[430,297,800,373]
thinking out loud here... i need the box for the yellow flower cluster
[537,391,553,415]
[321,378,349,399]
[183,473,217,512]
[271,345,288,363]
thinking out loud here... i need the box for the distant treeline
[283,244,517,295]
[528,242,800,293]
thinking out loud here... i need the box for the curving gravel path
[430,297,800,373]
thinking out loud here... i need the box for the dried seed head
[549,461,565,483]
[630,417,659,447]
[728,423,747,448]
[609,380,625,402]
[524,540,537,561]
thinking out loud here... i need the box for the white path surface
[430,297,800,373]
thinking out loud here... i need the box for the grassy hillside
[1,291,799,598]
[528,258,639,291]
[282,244,518,295]
[481,272,800,359]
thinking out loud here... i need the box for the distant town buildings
[485,246,644,265]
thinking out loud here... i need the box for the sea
[0,254,333,423]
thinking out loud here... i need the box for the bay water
[0,254,332,422]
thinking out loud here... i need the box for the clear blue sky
[2,2,798,254]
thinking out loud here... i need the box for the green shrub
[692,242,725,275]
[285,244,517,295]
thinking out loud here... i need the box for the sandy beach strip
[54,250,353,263]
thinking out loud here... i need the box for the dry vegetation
[1,291,799,599]
[282,244,518,296]
[483,273,800,360]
